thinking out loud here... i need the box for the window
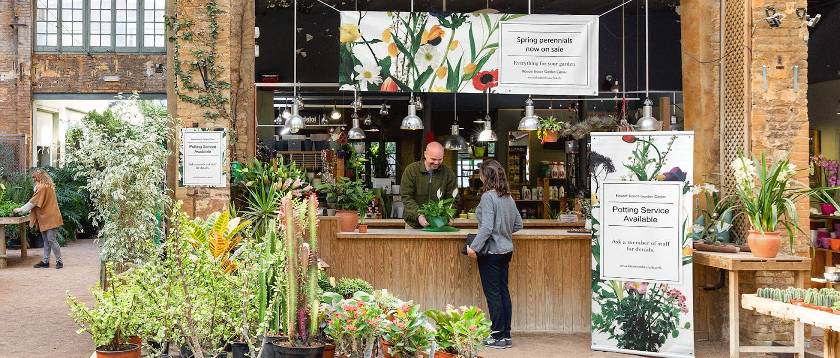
[456,143,495,187]
[35,0,165,52]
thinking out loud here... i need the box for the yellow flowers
[339,23,360,44]
[463,63,477,75]
[382,27,392,42]
[682,246,693,256]
[436,66,447,79]
[449,40,459,50]
[388,42,398,57]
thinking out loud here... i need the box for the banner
[590,132,694,358]
[339,12,598,95]
[180,128,227,187]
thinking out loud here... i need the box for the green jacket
[400,160,458,228]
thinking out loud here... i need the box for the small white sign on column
[181,128,227,187]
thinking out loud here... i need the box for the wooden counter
[363,218,584,228]
[318,217,592,333]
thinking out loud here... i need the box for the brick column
[0,0,33,168]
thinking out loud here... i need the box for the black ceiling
[808,0,840,84]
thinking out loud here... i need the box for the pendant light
[401,93,423,130]
[286,0,305,133]
[444,93,467,151]
[348,110,365,139]
[636,0,660,131]
[518,96,539,131]
[330,101,342,120]
[477,91,496,142]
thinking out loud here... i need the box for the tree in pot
[729,153,839,257]
[417,189,459,231]
[271,193,325,357]
[317,178,371,232]
[425,306,491,358]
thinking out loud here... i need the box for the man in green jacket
[400,141,458,228]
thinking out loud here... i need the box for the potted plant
[317,177,371,232]
[417,189,459,230]
[270,193,325,357]
[729,154,839,257]
[358,210,369,233]
[425,306,491,358]
[322,291,385,358]
[811,155,839,215]
[334,278,374,300]
[690,183,735,248]
[67,266,143,358]
[380,303,435,358]
[536,116,567,144]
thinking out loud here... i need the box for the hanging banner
[590,132,695,358]
[180,128,227,187]
[338,12,598,95]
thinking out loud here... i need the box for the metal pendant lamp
[477,91,496,142]
[348,111,365,139]
[401,93,423,130]
[287,0,305,133]
[636,0,660,131]
[518,96,539,131]
[444,93,467,150]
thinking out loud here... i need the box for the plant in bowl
[322,291,385,358]
[380,303,435,358]
[425,305,492,358]
[729,153,839,257]
[417,189,458,230]
[536,116,567,144]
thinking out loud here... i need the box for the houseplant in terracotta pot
[425,306,491,358]
[317,177,370,232]
[536,115,567,144]
[730,154,839,257]
[322,291,385,358]
[380,303,435,358]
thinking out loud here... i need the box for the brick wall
[32,54,166,93]
[0,0,33,167]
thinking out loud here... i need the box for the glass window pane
[116,35,125,46]
[155,0,163,9]
[36,34,46,46]
[37,22,46,33]
[91,22,99,33]
[116,22,125,32]
[102,11,110,21]
[47,9,57,20]
[47,0,57,7]
[91,11,99,21]
[144,35,153,46]
[47,21,57,33]
[127,10,135,22]
[62,9,71,19]
[155,36,163,47]
[155,10,163,20]
[73,22,82,33]
[37,0,47,7]
[37,9,46,21]
[143,22,152,33]
[116,10,125,21]
[127,36,136,46]
[101,35,111,46]
[154,23,162,34]
[73,0,81,8]
[127,0,136,8]
[73,9,82,21]
[73,34,82,45]
[62,34,72,45]
[127,23,135,33]
[47,34,57,46]
[91,37,99,46]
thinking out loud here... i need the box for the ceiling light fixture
[287,0,305,133]
[401,93,423,130]
[518,96,539,131]
[477,91,496,142]
[636,0,660,132]
[445,93,467,151]
[348,111,366,139]
[330,102,342,120]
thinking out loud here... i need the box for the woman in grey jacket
[466,159,523,349]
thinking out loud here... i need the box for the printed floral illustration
[339,11,523,93]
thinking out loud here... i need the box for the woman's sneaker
[55,261,63,269]
[483,338,508,349]
[504,338,512,348]
[33,261,49,268]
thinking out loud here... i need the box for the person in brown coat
[13,169,64,269]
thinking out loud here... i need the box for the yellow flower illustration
[388,42,398,57]
[431,86,449,93]
[449,40,459,50]
[463,63,477,75]
[382,28,392,42]
[339,23,360,44]
[436,66,447,79]
[682,246,693,256]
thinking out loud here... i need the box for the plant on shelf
[536,116,568,144]
[757,287,840,312]
[690,183,734,244]
[811,155,839,215]
[380,303,435,358]
[317,177,372,232]
[322,291,385,358]
[334,277,374,299]
[417,188,459,229]
[729,153,839,257]
[425,305,492,358]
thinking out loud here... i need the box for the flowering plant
[729,153,839,251]
[417,188,459,223]
[322,291,385,358]
[380,303,435,358]
[591,281,690,352]
[424,305,491,358]
[691,183,734,244]
[811,155,839,188]
[620,135,677,181]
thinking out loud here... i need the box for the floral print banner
[339,11,598,95]
[590,132,695,358]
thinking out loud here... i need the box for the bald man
[400,141,458,228]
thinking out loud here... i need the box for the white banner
[590,132,694,357]
[338,12,598,95]
[180,128,227,187]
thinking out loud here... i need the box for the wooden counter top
[337,228,590,240]
[362,218,584,228]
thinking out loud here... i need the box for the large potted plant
[425,306,491,358]
[317,177,371,232]
[730,154,839,257]
[417,189,458,231]
[270,193,325,357]
[322,291,385,358]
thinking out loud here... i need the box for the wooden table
[0,215,29,268]
[741,294,840,357]
[694,251,810,357]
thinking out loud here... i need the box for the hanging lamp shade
[330,105,342,120]
[444,125,467,150]
[518,97,540,131]
[286,102,305,133]
[477,117,497,142]
[636,98,660,131]
[401,103,423,130]
[348,112,366,139]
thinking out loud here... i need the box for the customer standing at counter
[467,159,522,349]
[400,141,457,228]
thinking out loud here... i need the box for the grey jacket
[470,190,523,255]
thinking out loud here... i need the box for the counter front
[318,216,592,333]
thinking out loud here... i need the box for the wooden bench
[0,215,29,268]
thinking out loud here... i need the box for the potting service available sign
[180,128,227,187]
[590,132,695,358]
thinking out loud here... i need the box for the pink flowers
[666,288,689,314]
[625,281,649,295]
[812,155,839,187]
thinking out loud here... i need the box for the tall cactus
[280,192,322,346]
[307,193,320,338]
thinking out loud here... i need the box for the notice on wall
[181,129,226,187]
[600,181,683,284]
[497,20,596,94]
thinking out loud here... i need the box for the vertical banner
[590,132,694,358]
[180,128,227,187]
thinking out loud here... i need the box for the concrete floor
[0,239,735,358]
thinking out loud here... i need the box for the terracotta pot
[821,202,836,215]
[434,352,459,358]
[380,339,394,358]
[95,344,141,358]
[322,344,335,358]
[541,130,560,143]
[127,336,142,346]
[336,210,359,232]
[747,230,782,258]
[358,224,368,233]
[831,238,840,251]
